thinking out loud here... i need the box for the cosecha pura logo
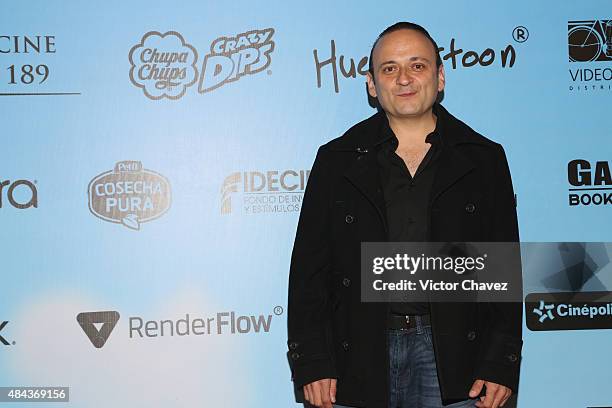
[129,28,275,99]
[88,161,171,230]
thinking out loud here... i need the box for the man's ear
[366,72,377,98]
[437,64,445,93]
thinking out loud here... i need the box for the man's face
[367,29,445,120]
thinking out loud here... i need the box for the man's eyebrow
[378,56,432,67]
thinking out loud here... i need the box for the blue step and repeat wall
[1,0,611,407]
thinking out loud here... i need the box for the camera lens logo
[77,311,120,349]
[569,20,612,62]
[88,161,171,230]
[129,31,198,100]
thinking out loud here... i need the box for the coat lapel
[430,146,475,204]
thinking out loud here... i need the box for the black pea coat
[287,104,523,408]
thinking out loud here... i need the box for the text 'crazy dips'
[88,161,171,230]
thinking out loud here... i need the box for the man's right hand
[303,378,337,408]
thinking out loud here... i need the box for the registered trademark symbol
[267,70,272,75]
[273,306,284,315]
[512,26,529,43]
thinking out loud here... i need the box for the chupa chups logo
[77,311,120,349]
[526,292,612,331]
[198,28,275,93]
[129,31,198,100]
[88,161,171,230]
[567,160,611,206]
[568,20,612,62]
[221,169,309,214]
[0,179,37,209]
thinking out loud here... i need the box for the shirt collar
[377,102,446,149]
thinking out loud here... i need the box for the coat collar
[336,103,490,233]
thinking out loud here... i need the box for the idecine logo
[221,170,309,214]
[77,311,120,349]
[198,28,275,93]
[0,179,37,209]
[129,31,199,100]
[129,28,274,99]
[314,26,528,93]
[88,161,171,230]
[568,19,612,93]
[526,292,612,331]
[567,159,611,206]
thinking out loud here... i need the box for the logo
[198,28,275,93]
[567,160,611,206]
[129,28,275,99]
[568,20,612,92]
[0,321,15,346]
[0,179,37,209]
[526,292,612,331]
[314,27,526,93]
[77,311,120,348]
[88,161,171,230]
[221,170,309,214]
[129,31,199,100]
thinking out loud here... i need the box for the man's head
[367,22,445,119]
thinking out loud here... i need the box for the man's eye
[383,66,396,73]
[413,64,424,70]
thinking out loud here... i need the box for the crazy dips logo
[567,160,611,206]
[0,179,37,209]
[88,161,171,230]
[77,311,120,349]
[129,28,274,99]
[129,31,198,100]
[568,20,612,92]
[526,292,612,331]
[221,170,309,215]
[198,28,275,93]
[314,26,527,93]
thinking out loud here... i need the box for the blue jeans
[334,315,476,408]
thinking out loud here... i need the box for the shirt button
[465,203,476,213]
[341,341,350,351]
[345,215,355,224]
[291,352,300,360]
[342,278,351,287]
[467,331,476,341]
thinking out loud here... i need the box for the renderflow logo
[77,311,120,349]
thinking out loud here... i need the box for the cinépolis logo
[0,179,37,209]
[567,159,611,206]
[568,19,612,93]
[129,28,275,99]
[526,292,612,331]
[88,161,171,230]
[220,169,309,215]
[313,26,529,93]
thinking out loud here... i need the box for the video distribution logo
[568,19,612,92]
[129,28,275,100]
[77,311,120,349]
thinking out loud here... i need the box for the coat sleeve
[474,143,524,392]
[286,145,337,390]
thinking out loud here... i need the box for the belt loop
[415,315,424,334]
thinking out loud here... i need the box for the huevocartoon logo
[77,311,120,349]
[129,31,198,100]
[198,28,275,93]
[221,169,309,215]
[88,161,171,230]
[567,160,611,206]
[0,179,37,209]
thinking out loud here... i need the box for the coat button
[465,203,476,213]
[341,341,350,351]
[342,278,351,287]
[507,353,518,363]
[467,331,476,341]
[345,214,355,224]
[289,341,299,350]
[291,352,300,360]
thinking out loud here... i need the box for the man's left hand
[469,379,512,408]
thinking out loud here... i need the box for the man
[287,22,522,408]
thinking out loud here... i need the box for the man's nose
[396,67,413,85]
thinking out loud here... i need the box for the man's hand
[303,378,337,408]
[469,379,512,408]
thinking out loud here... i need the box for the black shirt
[377,109,444,315]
